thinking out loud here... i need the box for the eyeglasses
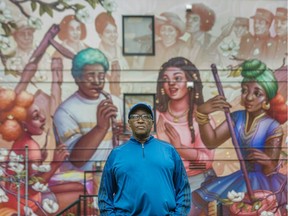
[129,114,152,121]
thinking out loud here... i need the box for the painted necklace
[167,101,189,123]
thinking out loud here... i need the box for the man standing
[237,8,274,61]
[267,7,287,68]
[98,102,191,215]
[53,48,123,172]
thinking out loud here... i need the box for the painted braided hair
[156,57,204,142]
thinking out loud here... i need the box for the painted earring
[262,102,270,110]
[161,88,165,95]
[193,73,198,80]
[23,127,28,132]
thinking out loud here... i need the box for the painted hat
[155,12,186,37]
[274,7,288,20]
[188,3,216,31]
[251,8,274,25]
[234,17,249,27]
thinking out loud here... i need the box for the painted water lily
[42,198,59,214]
[9,151,24,162]
[260,211,274,216]
[101,0,118,12]
[0,188,8,203]
[0,148,9,162]
[32,182,48,192]
[227,190,245,202]
[32,164,51,172]
[8,161,24,173]
[24,206,38,216]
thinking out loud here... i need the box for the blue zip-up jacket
[98,136,191,216]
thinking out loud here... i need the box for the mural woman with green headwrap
[189,59,287,215]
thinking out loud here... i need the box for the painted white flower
[92,196,99,209]
[31,164,38,171]
[0,167,5,176]
[253,48,260,56]
[32,164,51,172]
[76,8,91,23]
[24,206,38,216]
[32,182,48,192]
[42,198,59,214]
[260,211,274,216]
[101,0,118,12]
[9,151,24,162]
[0,188,8,203]
[254,204,260,210]
[227,190,245,202]
[0,35,10,51]
[8,161,24,173]
[6,57,23,71]
[28,17,42,30]
[0,148,9,162]
[0,1,13,23]
[220,40,239,57]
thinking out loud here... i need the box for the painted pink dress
[156,111,215,187]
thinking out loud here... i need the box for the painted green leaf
[86,0,97,9]
[75,4,86,10]
[39,4,45,16]
[1,24,12,36]
[31,1,37,12]
[43,4,53,17]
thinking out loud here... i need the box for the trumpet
[101,90,119,148]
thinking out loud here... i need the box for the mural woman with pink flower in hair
[0,89,83,215]
[191,59,287,215]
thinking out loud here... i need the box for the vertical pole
[17,175,20,216]
[211,64,254,202]
[25,145,28,215]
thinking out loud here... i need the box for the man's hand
[53,144,69,162]
[96,99,118,131]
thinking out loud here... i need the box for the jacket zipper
[142,143,145,158]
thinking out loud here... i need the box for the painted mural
[0,0,287,215]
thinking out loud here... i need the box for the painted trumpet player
[190,59,287,216]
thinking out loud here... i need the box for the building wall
[0,0,287,215]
